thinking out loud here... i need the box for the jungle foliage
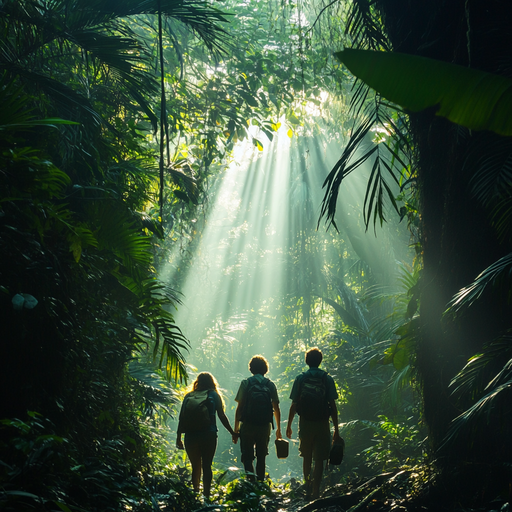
[320,0,512,506]
[1,0,510,511]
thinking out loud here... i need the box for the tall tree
[321,0,512,472]
[0,1,230,509]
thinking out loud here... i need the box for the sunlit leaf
[253,138,263,151]
[335,48,512,136]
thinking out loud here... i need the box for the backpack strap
[319,371,331,416]
[206,389,216,425]
[240,378,255,422]
[247,375,258,387]
[261,378,274,429]
[297,371,309,398]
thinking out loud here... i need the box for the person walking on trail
[286,347,341,500]
[234,355,282,481]
[176,372,237,500]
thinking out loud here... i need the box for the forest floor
[191,467,511,512]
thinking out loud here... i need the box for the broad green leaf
[335,48,512,136]
[393,348,408,371]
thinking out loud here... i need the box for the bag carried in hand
[179,390,214,433]
[329,437,345,465]
[241,377,274,426]
[297,371,330,421]
[275,438,289,459]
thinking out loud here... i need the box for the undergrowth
[3,411,509,512]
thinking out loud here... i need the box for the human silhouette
[176,372,237,499]
[286,347,341,499]
[234,355,282,480]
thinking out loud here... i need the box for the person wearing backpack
[234,355,282,481]
[286,347,341,500]
[176,372,237,500]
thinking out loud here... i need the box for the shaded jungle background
[1,0,511,511]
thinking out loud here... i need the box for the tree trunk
[376,0,512,454]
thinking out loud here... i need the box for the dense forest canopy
[1,0,511,511]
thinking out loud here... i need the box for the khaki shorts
[239,422,271,463]
[298,418,331,461]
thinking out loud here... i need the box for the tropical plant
[0,0,236,509]
[335,49,512,136]
[341,415,423,475]
[320,1,512,486]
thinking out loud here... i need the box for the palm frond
[319,114,377,230]
[442,334,512,451]
[119,275,189,382]
[446,252,512,315]
[363,142,400,228]
[1,65,102,125]
[65,0,231,55]
[467,135,512,206]
[320,295,363,330]
[465,135,512,243]
[153,314,189,382]
[449,335,512,401]
[0,72,79,134]
[345,0,390,51]
[324,271,371,336]
[82,199,154,274]
[444,379,512,449]
[129,360,178,417]
[490,195,512,243]
[69,30,159,108]
[386,364,414,407]
[1,0,230,132]
[167,162,199,204]
[320,98,409,230]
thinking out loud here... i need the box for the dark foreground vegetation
[1,0,512,511]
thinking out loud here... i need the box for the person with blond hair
[176,372,237,499]
[234,355,282,481]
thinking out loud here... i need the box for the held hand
[176,438,184,450]
[232,432,239,444]
[333,431,342,443]
[275,427,283,440]
[286,425,292,439]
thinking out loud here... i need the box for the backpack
[179,390,214,433]
[241,376,274,427]
[296,371,331,421]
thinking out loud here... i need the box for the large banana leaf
[335,48,512,136]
